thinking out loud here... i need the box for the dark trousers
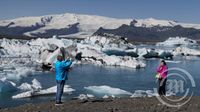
[158,78,167,95]
[56,80,65,103]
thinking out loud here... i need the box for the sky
[0,0,200,23]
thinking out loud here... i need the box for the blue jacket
[55,60,72,81]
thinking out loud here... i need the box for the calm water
[0,58,200,108]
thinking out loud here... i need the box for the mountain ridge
[1,12,200,42]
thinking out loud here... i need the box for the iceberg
[0,36,147,70]
[0,38,40,58]
[18,79,42,91]
[12,85,75,99]
[173,47,200,56]
[79,47,146,68]
[156,37,198,47]
[84,85,132,96]
[6,67,34,81]
[82,35,133,50]
[135,48,173,59]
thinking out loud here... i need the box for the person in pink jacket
[157,60,168,95]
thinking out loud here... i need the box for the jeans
[158,78,167,95]
[56,80,65,103]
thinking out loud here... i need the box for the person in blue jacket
[55,55,72,105]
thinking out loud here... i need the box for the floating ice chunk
[0,38,40,57]
[32,79,42,90]
[76,94,94,100]
[173,47,200,56]
[40,44,77,66]
[111,95,116,98]
[79,47,104,58]
[18,79,42,91]
[87,94,95,98]
[12,85,75,99]
[130,90,159,98]
[130,89,176,98]
[77,94,88,100]
[38,85,74,95]
[80,48,146,68]
[84,85,132,96]
[116,56,146,68]
[18,83,32,91]
[136,48,148,58]
[145,90,157,97]
[156,37,198,47]
[82,35,133,50]
[6,67,34,81]
[102,95,109,99]
[130,90,147,98]
[165,60,181,64]
[101,55,146,68]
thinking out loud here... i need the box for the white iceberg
[29,38,74,51]
[0,38,40,58]
[18,79,42,91]
[80,47,146,68]
[82,35,133,51]
[156,37,198,47]
[12,85,75,99]
[173,47,200,56]
[84,85,132,96]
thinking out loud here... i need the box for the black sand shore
[0,97,200,112]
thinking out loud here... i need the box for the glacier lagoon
[0,36,200,108]
[0,58,200,108]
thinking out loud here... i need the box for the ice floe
[12,85,75,99]
[84,85,132,96]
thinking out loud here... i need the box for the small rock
[80,100,88,103]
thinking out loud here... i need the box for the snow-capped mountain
[0,13,131,38]
[1,12,200,41]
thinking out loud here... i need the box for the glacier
[1,13,200,38]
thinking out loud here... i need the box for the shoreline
[1,97,199,112]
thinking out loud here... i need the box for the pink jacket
[157,65,168,79]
